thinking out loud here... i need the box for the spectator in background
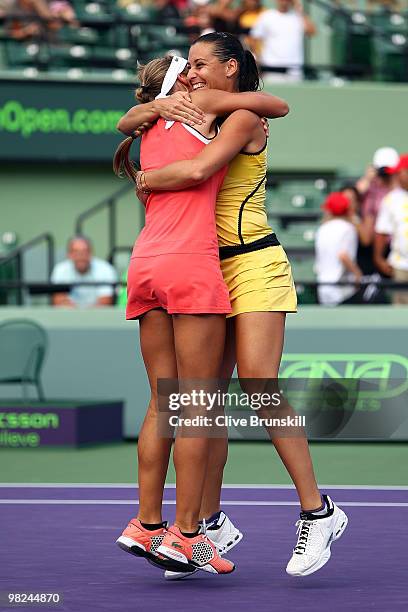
[340,183,362,218]
[238,0,265,31]
[197,0,265,34]
[1,0,51,40]
[340,182,386,303]
[199,0,240,33]
[315,192,362,306]
[51,236,118,308]
[248,0,316,82]
[356,147,398,230]
[374,153,408,305]
[184,1,215,36]
[341,181,373,272]
[195,4,215,35]
[1,0,77,40]
[48,0,78,28]
[355,147,398,273]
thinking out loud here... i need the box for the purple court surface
[1,484,407,612]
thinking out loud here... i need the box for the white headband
[155,55,188,100]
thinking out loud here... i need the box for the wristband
[136,171,151,194]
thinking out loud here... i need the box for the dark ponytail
[193,32,261,92]
[240,49,260,92]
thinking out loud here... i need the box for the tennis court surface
[1,478,407,611]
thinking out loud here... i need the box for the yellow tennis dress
[216,143,297,317]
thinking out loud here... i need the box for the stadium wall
[1,162,138,261]
[0,306,407,441]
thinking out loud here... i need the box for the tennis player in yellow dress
[216,137,297,316]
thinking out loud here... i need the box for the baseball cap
[372,147,399,171]
[322,192,350,216]
[390,153,408,174]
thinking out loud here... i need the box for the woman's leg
[137,308,177,524]
[199,318,236,519]
[172,313,226,533]
[235,311,321,511]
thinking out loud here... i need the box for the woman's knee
[238,372,278,392]
[143,396,158,416]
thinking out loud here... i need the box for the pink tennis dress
[126,119,231,319]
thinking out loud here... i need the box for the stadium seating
[266,179,327,217]
[0,0,407,82]
[330,9,373,77]
[0,319,47,400]
[0,0,191,77]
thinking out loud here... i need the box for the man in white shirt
[51,236,118,308]
[249,0,316,82]
[374,153,408,305]
[315,192,362,306]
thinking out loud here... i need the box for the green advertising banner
[0,78,136,161]
[1,78,406,169]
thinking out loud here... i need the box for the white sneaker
[164,512,243,581]
[205,511,244,555]
[286,495,348,577]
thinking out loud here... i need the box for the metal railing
[0,233,55,305]
[0,278,407,293]
[74,182,134,263]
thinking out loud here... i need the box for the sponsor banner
[0,79,135,161]
[0,401,123,447]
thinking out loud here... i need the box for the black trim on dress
[219,233,280,261]
[237,174,267,245]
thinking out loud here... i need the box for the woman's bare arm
[142,110,261,191]
[190,89,289,119]
[118,89,288,136]
[117,93,205,135]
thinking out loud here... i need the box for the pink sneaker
[116,518,168,564]
[116,518,196,572]
[157,525,235,574]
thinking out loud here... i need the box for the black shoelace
[294,520,312,555]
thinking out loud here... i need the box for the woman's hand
[133,121,153,137]
[135,185,149,206]
[153,93,205,126]
[261,117,269,137]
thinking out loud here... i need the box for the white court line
[0,483,407,490]
[0,499,407,507]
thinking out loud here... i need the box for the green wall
[0,306,407,440]
[1,163,139,260]
[265,82,406,173]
